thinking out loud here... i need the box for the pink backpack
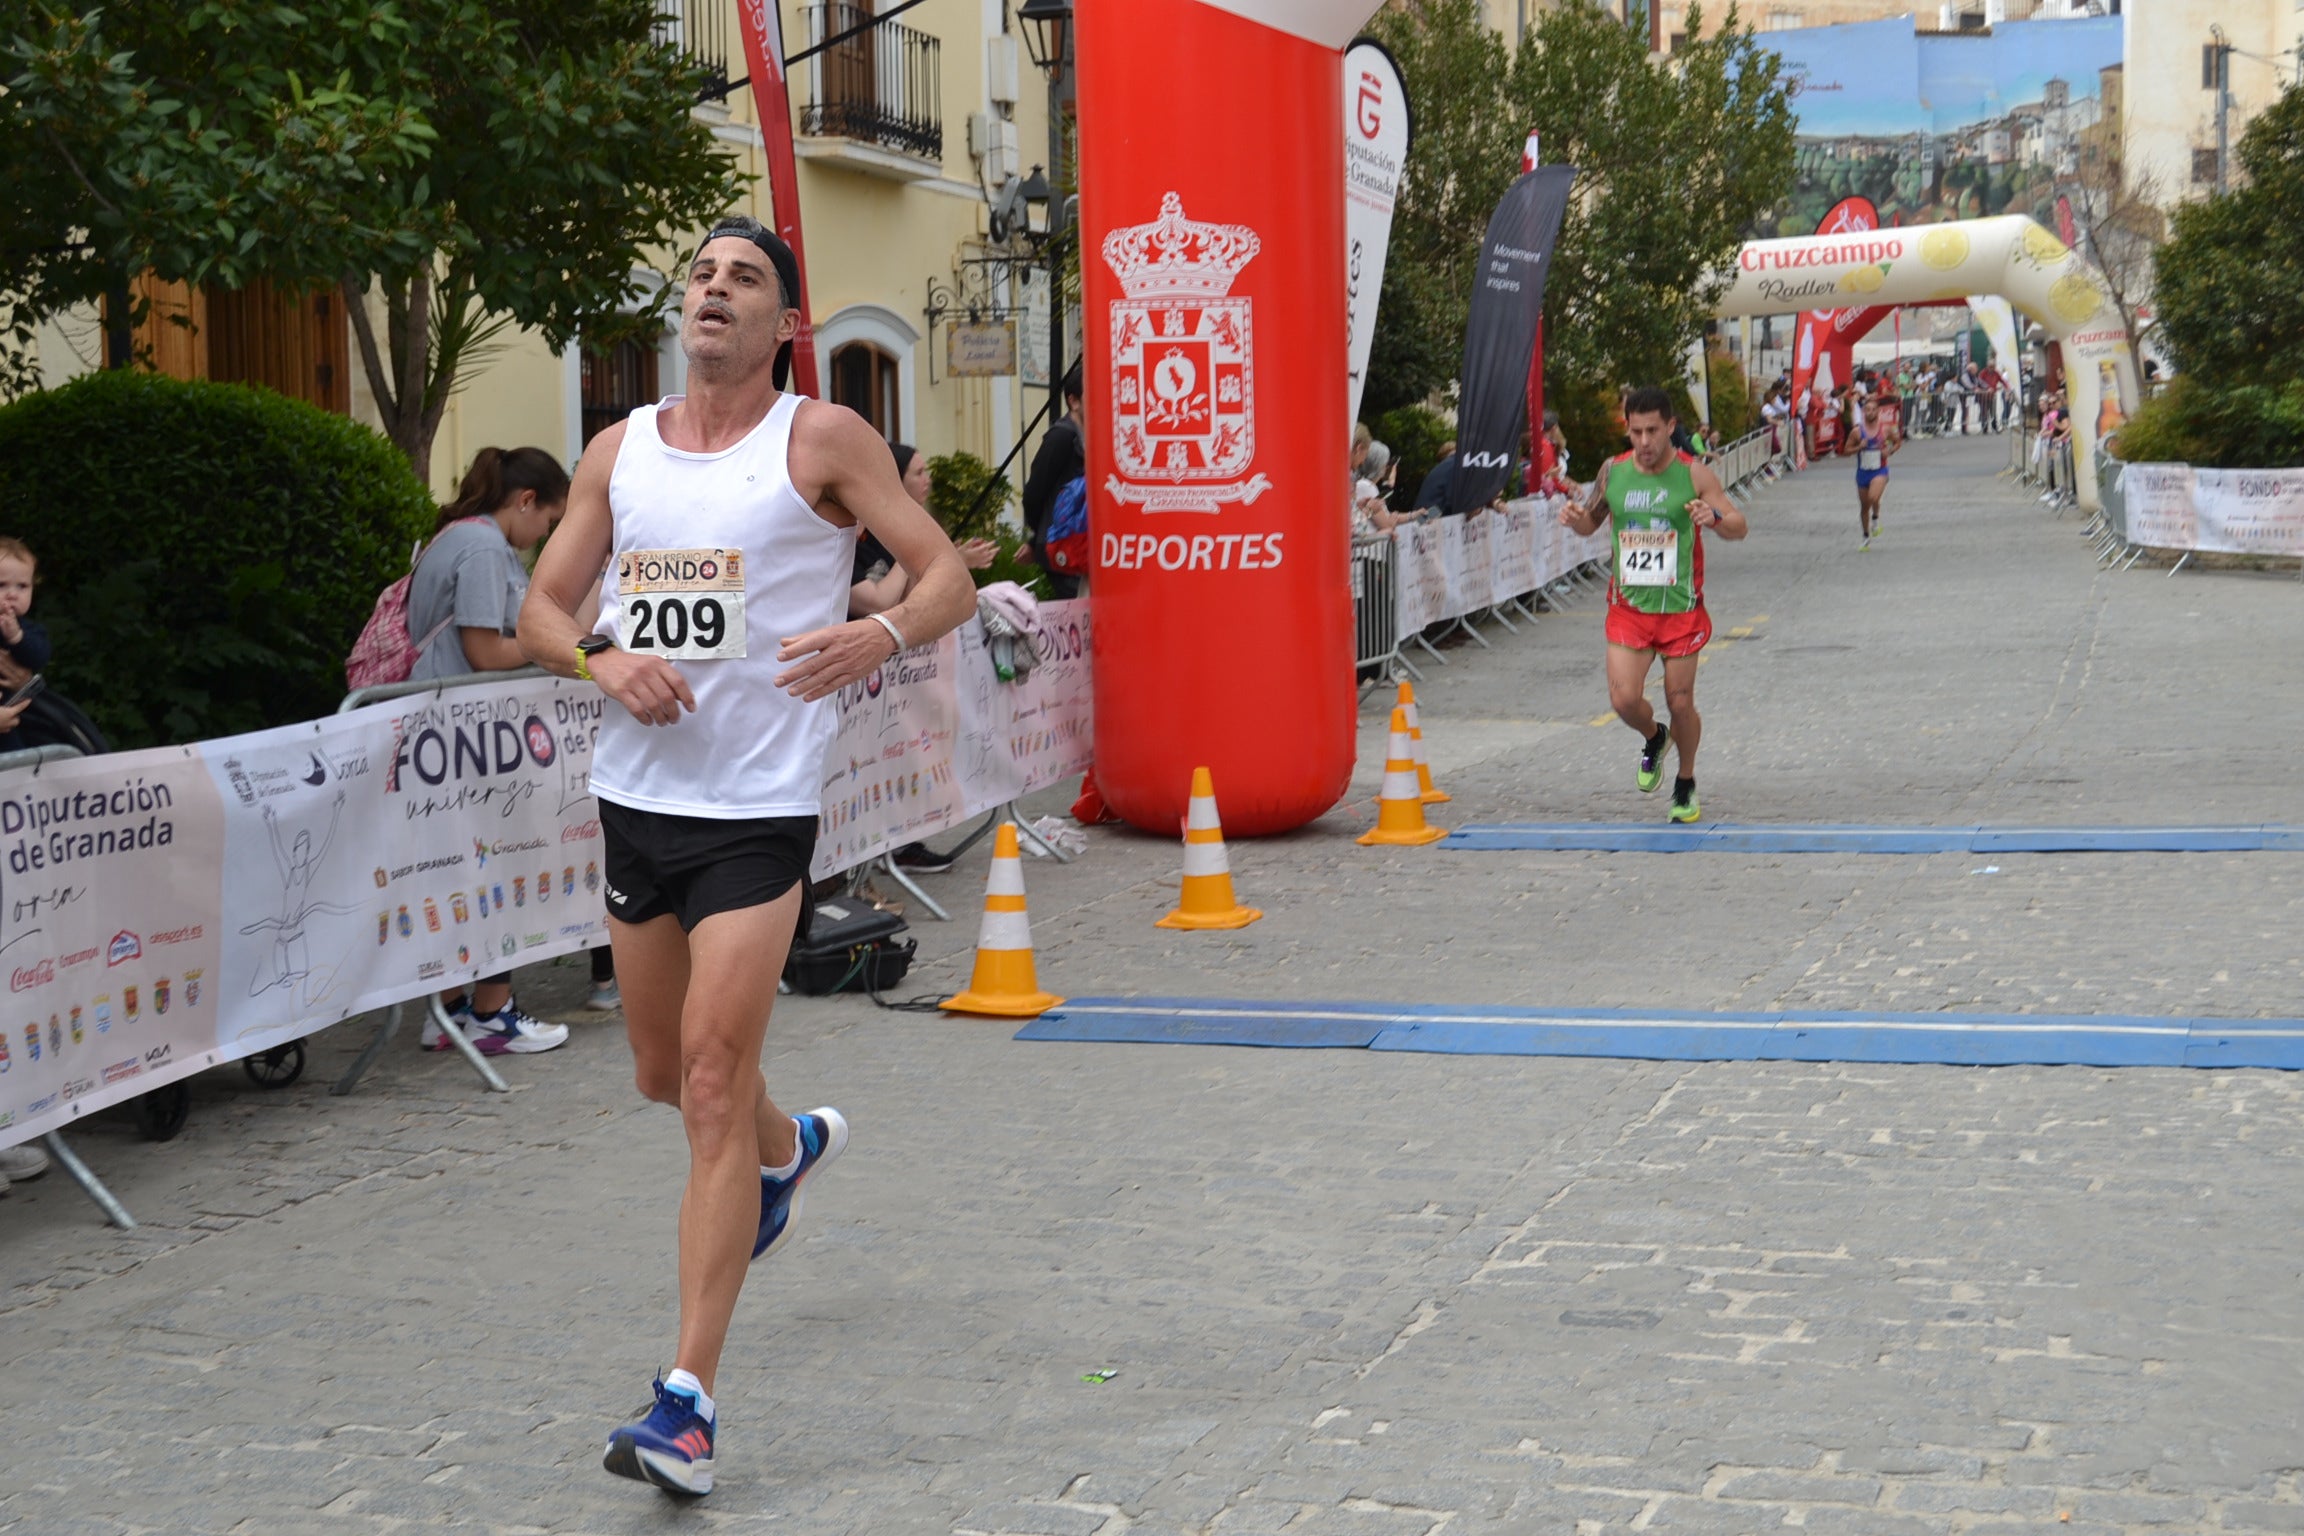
[344,517,487,691]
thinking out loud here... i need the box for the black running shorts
[598,800,818,933]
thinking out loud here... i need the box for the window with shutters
[830,341,901,439]
[581,335,661,447]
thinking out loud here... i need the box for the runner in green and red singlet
[1559,386,1749,823]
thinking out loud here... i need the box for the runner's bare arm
[519,420,696,727]
[1685,461,1748,540]
[1560,477,1609,535]
[777,402,973,703]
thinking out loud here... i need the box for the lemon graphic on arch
[2021,223,2070,265]
[1921,227,1970,270]
[2049,271,2104,324]
[1839,263,1887,294]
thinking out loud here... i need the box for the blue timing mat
[1016,997,2304,1071]
[1443,822,2304,854]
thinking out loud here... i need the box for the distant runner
[1841,393,1901,546]
[1560,386,1749,824]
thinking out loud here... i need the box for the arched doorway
[1717,216,2134,511]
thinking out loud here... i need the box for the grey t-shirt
[406,518,529,682]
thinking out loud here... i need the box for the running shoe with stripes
[603,1377,714,1496]
[1636,726,1671,794]
[754,1107,848,1261]
[422,999,569,1055]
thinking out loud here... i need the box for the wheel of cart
[132,1081,190,1141]
[242,1039,306,1088]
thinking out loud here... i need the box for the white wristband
[867,611,907,656]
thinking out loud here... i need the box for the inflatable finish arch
[1717,216,2135,511]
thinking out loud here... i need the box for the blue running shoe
[753,1107,848,1261]
[603,1377,714,1496]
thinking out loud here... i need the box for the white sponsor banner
[812,602,1093,875]
[1,603,1094,1149]
[2192,468,2304,557]
[1343,38,1410,427]
[2119,462,2196,552]
[1390,497,1608,633]
[210,675,612,1054]
[2119,463,2304,558]
[0,746,227,1148]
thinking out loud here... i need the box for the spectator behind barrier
[407,447,576,1056]
[0,536,108,757]
[1021,363,1086,599]
[1412,441,1458,514]
[850,441,996,619]
[1351,441,1413,536]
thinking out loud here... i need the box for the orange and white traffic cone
[1398,681,1449,804]
[1157,767,1262,930]
[1358,707,1448,847]
[941,822,1064,1018]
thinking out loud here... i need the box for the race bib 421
[617,548,746,660]
[1617,525,1678,587]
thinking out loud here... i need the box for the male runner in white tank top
[519,216,974,1498]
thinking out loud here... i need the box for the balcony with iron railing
[797,3,945,177]
[657,0,734,105]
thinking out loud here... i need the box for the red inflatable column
[1074,0,1356,837]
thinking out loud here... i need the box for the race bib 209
[617,548,746,660]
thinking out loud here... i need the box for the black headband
[701,218,802,389]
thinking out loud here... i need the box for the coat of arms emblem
[1103,192,1272,513]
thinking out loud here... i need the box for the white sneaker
[461,1001,570,1056]
[0,1143,51,1188]
[585,980,621,1012]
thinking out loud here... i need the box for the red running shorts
[1605,601,1713,658]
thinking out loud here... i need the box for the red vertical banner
[735,0,820,397]
[1075,0,1355,836]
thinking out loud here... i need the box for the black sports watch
[573,633,616,680]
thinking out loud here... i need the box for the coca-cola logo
[10,960,54,993]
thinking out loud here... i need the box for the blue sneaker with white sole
[603,1377,714,1496]
[753,1107,847,1261]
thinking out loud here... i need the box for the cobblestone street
[4,435,2301,1535]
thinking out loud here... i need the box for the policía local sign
[946,320,1017,378]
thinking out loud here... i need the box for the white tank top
[589,393,857,820]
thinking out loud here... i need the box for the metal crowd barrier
[0,742,137,1230]
[1351,534,1407,689]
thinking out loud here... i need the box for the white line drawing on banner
[238,790,354,1014]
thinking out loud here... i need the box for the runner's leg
[612,911,690,1107]
[669,886,806,1395]
[1606,643,1659,737]
[1661,653,1702,776]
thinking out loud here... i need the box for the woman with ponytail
[407,446,576,1055]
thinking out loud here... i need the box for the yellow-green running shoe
[1636,725,1670,794]
[1669,787,1700,824]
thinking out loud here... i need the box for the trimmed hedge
[0,371,434,748]
[2113,378,2304,471]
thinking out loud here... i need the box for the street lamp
[1016,0,1072,75]
[1015,164,1053,241]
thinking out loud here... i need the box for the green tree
[1508,1,1795,465]
[2,0,746,480]
[1364,1,1795,467]
[2152,82,2304,390]
[337,0,747,482]
[1362,0,1514,420]
[0,0,434,391]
